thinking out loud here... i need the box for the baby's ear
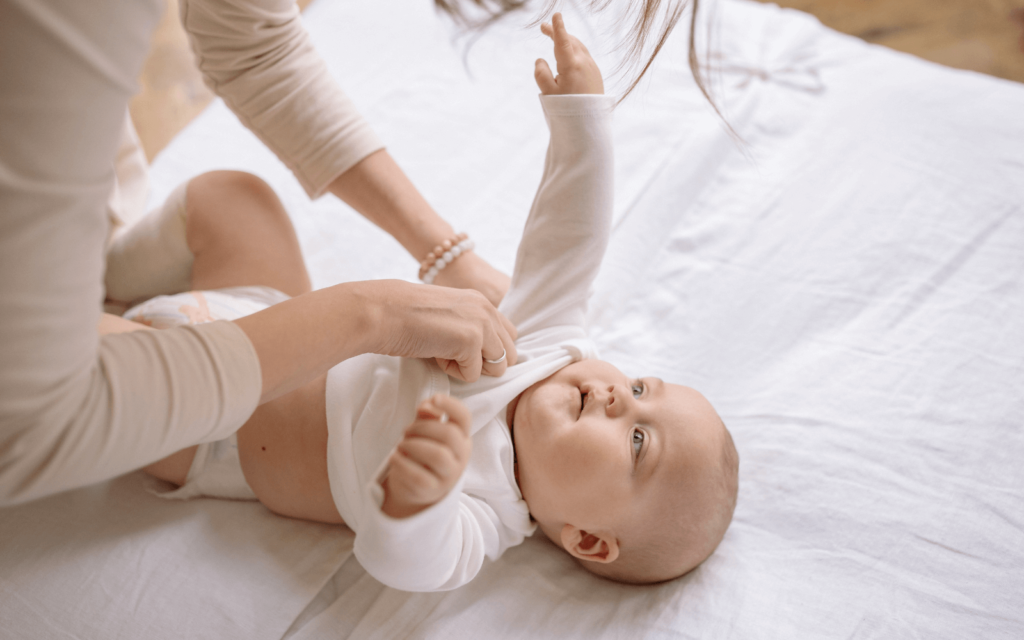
[560,524,619,563]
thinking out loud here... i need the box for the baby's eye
[632,430,645,457]
[631,380,644,398]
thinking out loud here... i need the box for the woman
[0,0,701,506]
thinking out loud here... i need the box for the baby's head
[508,359,738,584]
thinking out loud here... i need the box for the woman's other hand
[534,13,605,96]
[431,249,510,307]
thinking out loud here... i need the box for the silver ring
[483,349,507,365]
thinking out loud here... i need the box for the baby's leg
[142,171,313,486]
[105,182,193,305]
[184,171,311,297]
[106,171,311,304]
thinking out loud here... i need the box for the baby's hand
[534,13,604,95]
[380,395,472,519]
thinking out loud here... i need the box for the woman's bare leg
[144,171,313,486]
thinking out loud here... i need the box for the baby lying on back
[136,14,738,590]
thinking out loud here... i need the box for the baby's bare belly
[236,373,345,525]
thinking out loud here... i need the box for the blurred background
[131,0,1024,160]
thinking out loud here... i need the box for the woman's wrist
[343,280,402,356]
[418,233,474,284]
[431,251,509,307]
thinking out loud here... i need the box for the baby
[133,15,738,591]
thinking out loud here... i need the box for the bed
[2,0,1023,637]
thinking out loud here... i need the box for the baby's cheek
[555,441,605,489]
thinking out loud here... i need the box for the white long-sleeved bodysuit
[0,0,382,505]
[326,94,616,592]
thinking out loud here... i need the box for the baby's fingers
[535,58,558,94]
[426,395,472,436]
[551,13,575,61]
[388,453,441,504]
[396,437,462,482]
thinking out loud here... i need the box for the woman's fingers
[376,281,517,381]
[480,351,507,378]
[438,354,480,383]
[480,315,516,377]
[481,307,517,376]
[441,303,517,382]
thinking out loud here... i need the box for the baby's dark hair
[587,421,739,585]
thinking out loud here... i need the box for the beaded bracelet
[418,232,475,284]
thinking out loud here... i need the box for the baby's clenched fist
[534,13,604,95]
[380,395,472,519]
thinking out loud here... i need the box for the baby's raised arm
[499,14,616,336]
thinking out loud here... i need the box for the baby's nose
[604,385,626,418]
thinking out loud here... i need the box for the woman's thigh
[185,171,312,297]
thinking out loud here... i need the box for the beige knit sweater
[0,0,382,505]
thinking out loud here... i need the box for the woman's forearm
[328,149,454,259]
[328,150,511,306]
[233,281,380,405]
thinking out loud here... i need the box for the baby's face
[510,359,725,546]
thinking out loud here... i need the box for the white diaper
[155,434,258,501]
[124,285,289,329]
[126,285,290,502]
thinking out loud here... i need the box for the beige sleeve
[181,0,385,198]
[0,0,262,506]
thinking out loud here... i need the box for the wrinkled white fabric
[2,0,1023,637]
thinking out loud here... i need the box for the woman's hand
[373,280,517,383]
[431,249,510,308]
[380,395,472,519]
[534,13,605,96]
[234,278,516,404]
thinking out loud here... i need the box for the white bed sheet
[2,0,1023,637]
